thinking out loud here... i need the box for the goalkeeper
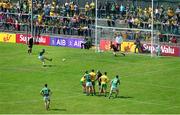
[110,41,125,56]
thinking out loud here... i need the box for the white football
[62,58,66,61]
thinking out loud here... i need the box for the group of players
[39,69,121,111]
[80,69,120,99]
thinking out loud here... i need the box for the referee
[28,37,33,54]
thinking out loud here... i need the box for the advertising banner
[143,43,180,57]
[99,39,111,51]
[121,42,136,52]
[16,34,50,45]
[0,33,16,43]
[100,40,136,53]
[50,37,84,48]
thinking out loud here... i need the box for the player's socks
[109,94,112,99]
[42,62,46,67]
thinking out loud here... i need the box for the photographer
[81,37,92,49]
[134,38,142,53]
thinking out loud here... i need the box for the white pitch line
[0,83,20,86]
[165,105,180,111]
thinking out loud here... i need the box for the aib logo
[3,34,12,42]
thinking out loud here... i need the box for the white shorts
[111,86,118,91]
[86,82,92,87]
[38,56,44,61]
[43,96,50,101]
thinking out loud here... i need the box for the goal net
[95,26,160,57]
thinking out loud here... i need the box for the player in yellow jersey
[99,72,109,97]
[89,69,96,95]
[80,76,86,93]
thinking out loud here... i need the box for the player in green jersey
[38,49,52,66]
[84,71,93,96]
[40,84,52,110]
[108,75,120,99]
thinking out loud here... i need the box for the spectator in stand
[90,0,95,17]
[97,1,102,18]
[120,4,125,17]
[169,36,177,43]
[70,2,74,17]
[65,1,70,17]
[111,3,116,17]
[105,1,111,17]
[155,6,160,19]
[74,3,79,15]
[85,2,90,16]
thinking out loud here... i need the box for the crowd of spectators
[0,0,179,44]
[97,1,180,35]
[0,0,95,37]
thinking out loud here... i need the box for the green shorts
[80,81,85,86]
[101,84,107,89]
[92,81,95,87]
[80,81,83,85]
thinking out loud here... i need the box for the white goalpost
[151,0,154,57]
[95,0,98,52]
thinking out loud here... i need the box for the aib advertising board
[16,34,50,45]
[50,37,84,48]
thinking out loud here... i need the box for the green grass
[0,42,180,114]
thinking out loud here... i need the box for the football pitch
[0,42,180,114]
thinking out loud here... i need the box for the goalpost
[95,0,159,57]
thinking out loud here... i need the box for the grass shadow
[43,64,53,67]
[50,108,67,111]
[117,96,133,99]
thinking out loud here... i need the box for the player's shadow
[43,65,53,67]
[50,108,67,111]
[117,96,133,99]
